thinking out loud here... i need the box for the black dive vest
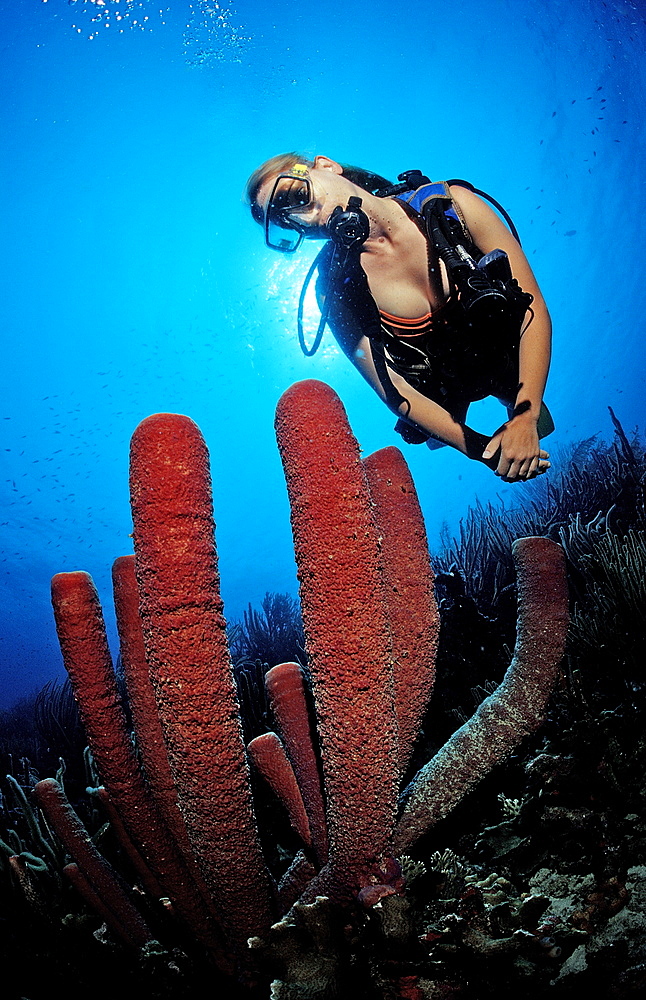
[317,181,526,417]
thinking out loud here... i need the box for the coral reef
[7,381,645,998]
[274,381,401,903]
[0,379,569,998]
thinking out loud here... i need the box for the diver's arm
[483,307,552,477]
[319,269,469,452]
[449,185,552,479]
[350,337,494,462]
[326,281,484,456]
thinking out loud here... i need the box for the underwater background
[1,0,644,709]
[1,4,646,999]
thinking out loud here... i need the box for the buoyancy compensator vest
[297,172,535,423]
[299,172,533,352]
[385,171,534,357]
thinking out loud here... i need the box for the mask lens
[266,216,303,252]
[265,173,312,252]
[272,177,311,213]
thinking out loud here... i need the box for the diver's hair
[246,152,314,220]
[246,153,393,224]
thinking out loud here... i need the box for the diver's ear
[313,155,343,174]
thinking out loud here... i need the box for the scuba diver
[246,153,554,482]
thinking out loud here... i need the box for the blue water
[1,0,644,709]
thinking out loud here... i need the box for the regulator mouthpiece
[327,197,370,250]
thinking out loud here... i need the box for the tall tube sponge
[128,412,274,965]
[394,535,569,853]
[362,446,440,780]
[49,570,230,966]
[274,380,400,899]
[111,554,223,920]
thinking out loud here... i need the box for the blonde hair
[246,153,313,220]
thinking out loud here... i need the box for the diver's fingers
[500,457,523,480]
[482,432,504,461]
[501,456,543,482]
[513,455,551,482]
[524,451,550,479]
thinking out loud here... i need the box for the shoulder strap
[397,180,450,212]
[382,171,524,244]
[394,181,471,240]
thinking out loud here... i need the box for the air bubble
[66,1,167,39]
[183,1,252,67]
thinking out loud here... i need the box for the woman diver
[247,153,554,483]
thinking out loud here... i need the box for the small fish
[564,230,577,237]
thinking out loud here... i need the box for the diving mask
[263,164,313,252]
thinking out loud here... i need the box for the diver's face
[256,159,351,241]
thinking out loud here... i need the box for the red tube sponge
[50,570,227,960]
[33,778,152,948]
[363,447,440,778]
[111,554,217,916]
[129,412,274,957]
[394,535,569,852]
[265,662,328,865]
[274,381,399,892]
[247,731,312,846]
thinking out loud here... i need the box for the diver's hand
[482,413,550,482]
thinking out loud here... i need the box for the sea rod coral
[38,379,568,993]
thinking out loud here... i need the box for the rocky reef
[1,384,644,999]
